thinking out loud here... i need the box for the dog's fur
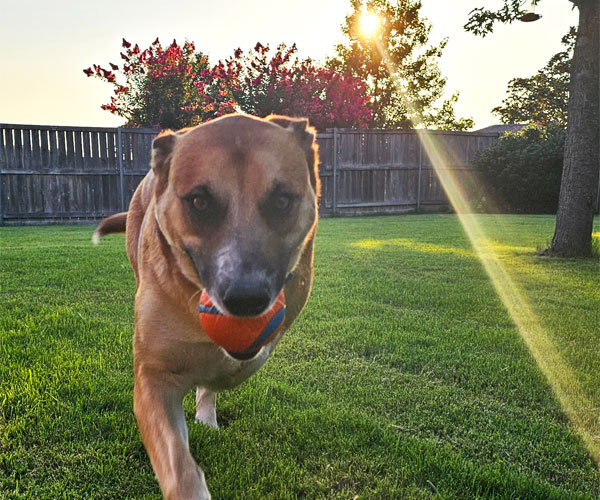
[94,114,319,499]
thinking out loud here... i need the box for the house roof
[474,124,526,134]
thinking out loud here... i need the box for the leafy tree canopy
[216,43,373,131]
[492,28,575,128]
[330,0,474,130]
[465,0,600,258]
[84,38,234,129]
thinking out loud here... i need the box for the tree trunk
[547,0,599,257]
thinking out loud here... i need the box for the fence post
[0,127,4,225]
[332,128,338,216]
[0,173,4,226]
[416,131,423,213]
[117,127,125,212]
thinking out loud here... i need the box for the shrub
[85,40,373,131]
[213,43,374,131]
[84,39,235,129]
[471,126,565,213]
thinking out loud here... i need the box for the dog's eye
[192,195,209,212]
[275,193,293,212]
[184,188,226,231]
[259,184,299,230]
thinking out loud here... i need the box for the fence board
[41,129,50,170]
[5,129,16,170]
[14,129,24,170]
[99,132,108,168]
[91,131,100,169]
[0,129,6,171]
[58,130,67,168]
[22,129,32,170]
[74,131,83,170]
[49,130,59,170]
[82,131,91,169]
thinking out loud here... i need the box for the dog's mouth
[206,289,276,318]
[227,349,261,361]
[203,271,293,318]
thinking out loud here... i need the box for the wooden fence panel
[316,133,334,215]
[120,129,155,210]
[1,124,508,224]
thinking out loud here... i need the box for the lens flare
[370,38,599,463]
[359,11,380,38]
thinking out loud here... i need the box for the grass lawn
[0,214,598,499]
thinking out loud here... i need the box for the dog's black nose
[222,283,271,317]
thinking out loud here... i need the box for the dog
[94,114,320,499]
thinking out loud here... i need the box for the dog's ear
[151,129,190,181]
[267,115,320,197]
[151,130,177,181]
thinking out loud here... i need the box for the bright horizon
[0,0,578,130]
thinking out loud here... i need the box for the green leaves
[464,0,533,37]
[492,27,574,128]
[471,126,566,213]
[330,0,474,130]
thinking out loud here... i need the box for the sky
[0,0,578,130]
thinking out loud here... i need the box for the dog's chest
[183,332,283,392]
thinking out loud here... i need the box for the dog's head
[151,114,319,317]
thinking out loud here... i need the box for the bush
[84,39,235,129]
[471,126,565,213]
[85,40,373,131]
[217,43,373,132]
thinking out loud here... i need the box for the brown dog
[94,114,319,499]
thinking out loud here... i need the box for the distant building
[475,124,526,135]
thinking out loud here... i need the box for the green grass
[1,215,598,499]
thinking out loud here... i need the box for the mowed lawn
[0,215,598,499]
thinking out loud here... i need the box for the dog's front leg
[134,366,211,500]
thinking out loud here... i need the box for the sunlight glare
[368,38,600,464]
[418,127,600,466]
[359,11,380,38]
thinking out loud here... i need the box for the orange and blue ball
[198,289,286,356]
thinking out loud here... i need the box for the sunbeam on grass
[366,34,600,464]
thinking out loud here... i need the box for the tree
[85,40,373,132]
[492,28,575,128]
[330,0,474,130]
[218,43,373,131]
[465,1,599,257]
[84,38,236,129]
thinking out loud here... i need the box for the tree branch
[464,0,541,37]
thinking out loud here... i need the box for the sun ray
[359,11,380,38]
[366,36,600,464]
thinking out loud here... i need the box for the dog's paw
[195,388,218,429]
[194,410,219,429]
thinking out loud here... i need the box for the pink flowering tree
[84,38,236,129]
[217,43,373,131]
[278,67,373,131]
[85,39,373,131]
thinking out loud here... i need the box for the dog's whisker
[188,288,202,308]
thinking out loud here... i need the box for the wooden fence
[0,123,501,224]
[316,128,499,216]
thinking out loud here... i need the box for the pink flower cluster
[216,43,373,131]
[85,39,374,131]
